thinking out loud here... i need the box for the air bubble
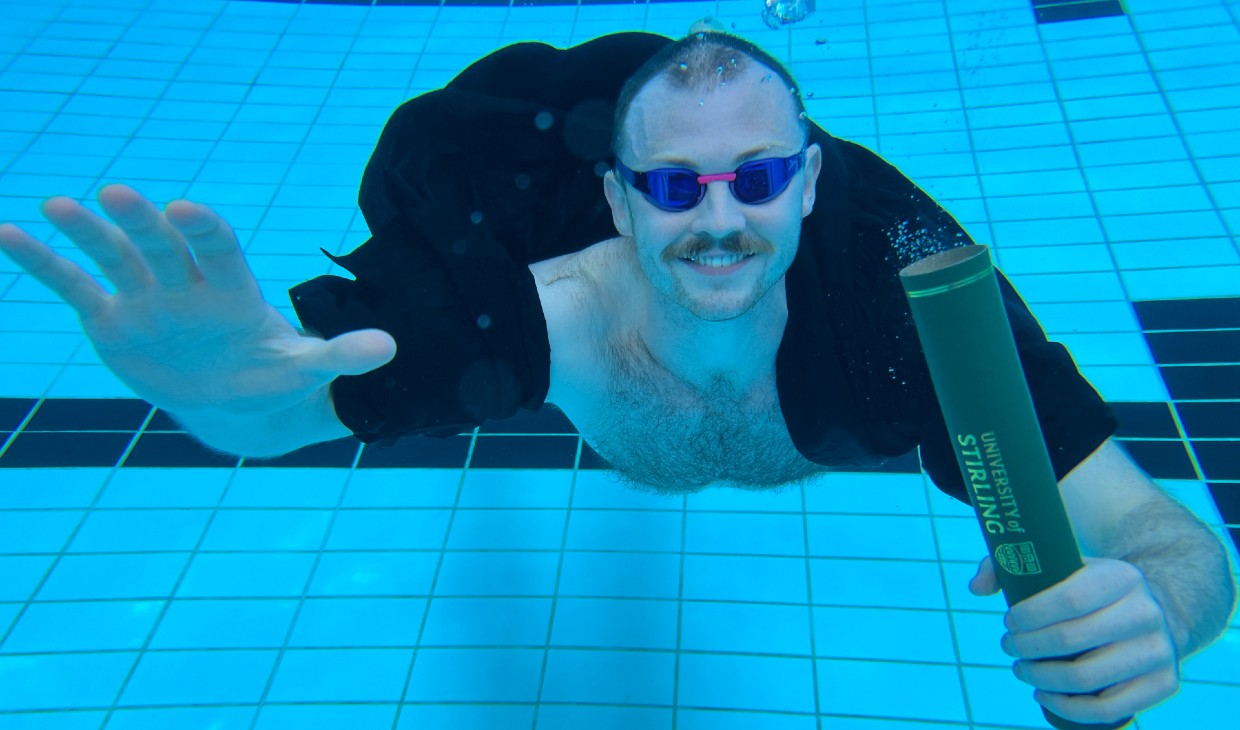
[534,111,554,130]
[470,211,483,225]
[514,173,531,190]
[762,0,815,30]
[477,314,492,330]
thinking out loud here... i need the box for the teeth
[684,253,749,267]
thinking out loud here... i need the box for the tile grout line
[796,479,822,727]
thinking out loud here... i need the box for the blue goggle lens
[616,150,806,212]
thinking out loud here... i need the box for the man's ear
[603,169,635,237]
[801,142,823,218]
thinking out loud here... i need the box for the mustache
[664,232,774,262]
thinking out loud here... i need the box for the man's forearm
[1110,499,1238,661]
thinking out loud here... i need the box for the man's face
[605,61,821,321]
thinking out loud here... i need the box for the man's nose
[689,181,745,238]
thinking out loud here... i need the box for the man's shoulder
[528,238,627,410]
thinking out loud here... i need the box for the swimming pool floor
[0,0,1237,728]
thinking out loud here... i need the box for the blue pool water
[0,0,1237,728]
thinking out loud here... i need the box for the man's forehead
[622,68,804,165]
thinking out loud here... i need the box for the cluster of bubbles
[885,216,965,272]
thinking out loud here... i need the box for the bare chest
[565,333,825,493]
[531,241,827,492]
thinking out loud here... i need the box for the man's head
[604,31,822,322]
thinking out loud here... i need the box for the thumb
[969,555,1001,596]
[312,329,397,377]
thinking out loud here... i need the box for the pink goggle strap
[696,172,738,184]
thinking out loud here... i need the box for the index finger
[164,200,261,296]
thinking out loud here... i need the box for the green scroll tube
[899,245,1133,730]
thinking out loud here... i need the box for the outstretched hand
[969,555,1181,725]
[0,184,395,416]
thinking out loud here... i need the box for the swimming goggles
[614,149,806,212]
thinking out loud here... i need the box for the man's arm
[1059,437,1238,660]
[0,185,393,461]
[170,382,352,459]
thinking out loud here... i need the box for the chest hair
[585,331,829,495]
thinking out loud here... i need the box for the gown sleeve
[288,33,673,445]
[780,133,1119,505]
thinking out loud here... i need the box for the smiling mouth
[679,252,756,268]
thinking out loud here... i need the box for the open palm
[0,184,395,417]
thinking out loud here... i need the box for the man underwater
[0,25,1233,727]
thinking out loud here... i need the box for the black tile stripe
[1177,402,1240,439]
[1132,298,1240,331]
[0,392,1220,477]
[0,299,1230,474]
[1196,441,1239,481]
[477,406,576,435]
[1159,365,1240,400]
[1145,330,1240,365]
[1132,296,1240,556]
[234,437,361,468]
[470,434,579,468]
[25,398,152,432]
[0,398,35,432]
[356,433,472,467]
[146,409,184,432]
[3,432,135,468]
[1,369,1234,559]
[1108,401,1180,439]
[124,433,241,468]
[1210,480,1240,520]
[1033,0,1127,25]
